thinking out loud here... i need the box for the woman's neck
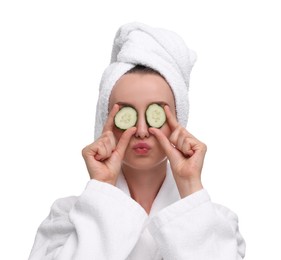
[121,160,167,214]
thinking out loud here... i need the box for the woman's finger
[181,137,195,157]
[82,132,116,161]
[164,105,179,131]
[149,128,179,162]
[94,142,108,161]
[102,104,120,133]
[95,135,116,161]
[114,127,137,160]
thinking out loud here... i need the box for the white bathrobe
[29,166,246,259]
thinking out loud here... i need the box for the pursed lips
[132,142,151,154]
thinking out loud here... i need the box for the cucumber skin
[114,106,138,130]
[145,104,166,128]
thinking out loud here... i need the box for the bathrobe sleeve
[28,180,147,260]
[148,189,246,260]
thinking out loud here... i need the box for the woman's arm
[150,108,245,258]
[28,180,147,260]
[148,189,246,260]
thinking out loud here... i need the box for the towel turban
[94,22,197,139]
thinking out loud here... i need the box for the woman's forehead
[109,73,175,104]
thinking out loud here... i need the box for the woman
[29,22,246,259]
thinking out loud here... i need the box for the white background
[0,0,280,259]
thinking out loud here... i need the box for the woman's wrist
[175,177,203,198]
[90,174,118,186]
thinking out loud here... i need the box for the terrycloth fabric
[94,22,197,139]
[28,166,246,260]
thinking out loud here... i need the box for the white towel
[94,22,197,139]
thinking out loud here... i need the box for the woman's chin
[122,156,168,170]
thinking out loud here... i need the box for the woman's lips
[132,142,151,155]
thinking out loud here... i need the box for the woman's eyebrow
[149,101,168,106]
[116,101,169,108]
[116,102,136,108]
[117,101,168,105]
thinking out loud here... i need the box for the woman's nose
[135,114,149,139]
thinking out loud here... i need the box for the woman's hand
[149,106,206,198]
[82,104,136,185]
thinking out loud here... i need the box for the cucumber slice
[146,104,166,128]
[114,106,138,130]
